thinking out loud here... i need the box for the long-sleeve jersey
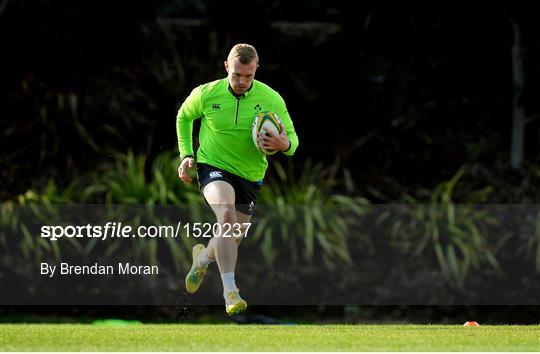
[176,78,299,182]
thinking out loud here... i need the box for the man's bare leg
[202,181,238,274]
[233,211,251,246]
[201,180,248,314]
[205,209,251,259]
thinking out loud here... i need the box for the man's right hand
[178,157,196,184]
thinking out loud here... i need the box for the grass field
[0,324,538,351]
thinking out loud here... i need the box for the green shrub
[382,166,500,286]
[251,159,371,268]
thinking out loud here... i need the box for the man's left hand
[258,123,289,152]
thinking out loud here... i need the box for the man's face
[225,59,258,95]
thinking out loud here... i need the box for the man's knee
[213,205,237,224]
[222,206,237,223]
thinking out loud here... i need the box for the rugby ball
[252,112,282,155]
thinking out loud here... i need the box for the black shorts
[197,163,263,215]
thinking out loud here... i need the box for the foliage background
[1,0,539,322]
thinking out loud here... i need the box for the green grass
[0,324,538,351]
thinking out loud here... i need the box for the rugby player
[176,43,299,315]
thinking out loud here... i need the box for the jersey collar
[227,80,255,98]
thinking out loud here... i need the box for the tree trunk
[510,20,525,169]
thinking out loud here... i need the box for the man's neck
[228,82,253,97]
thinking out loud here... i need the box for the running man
[176,44,299,315]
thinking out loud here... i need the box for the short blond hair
[227,43,259,65]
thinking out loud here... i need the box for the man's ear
[224,60,229,73]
